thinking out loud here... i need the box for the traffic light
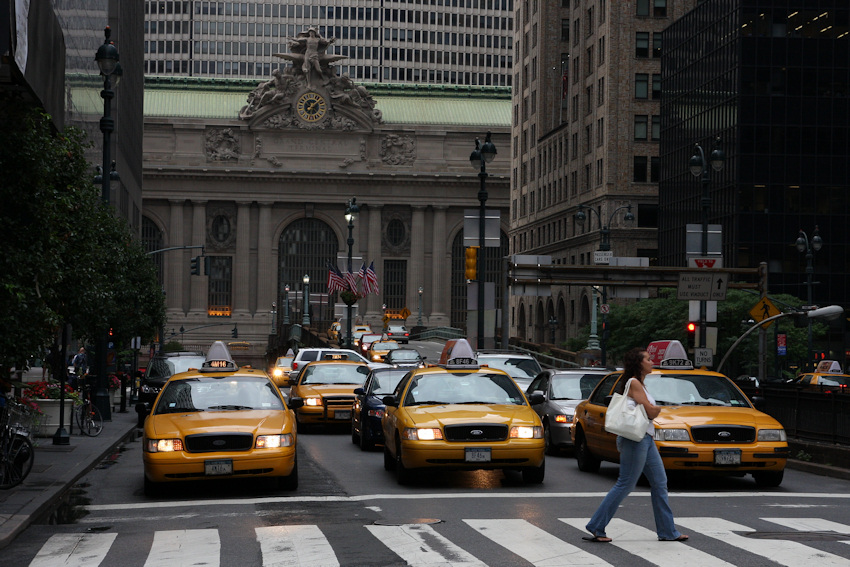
[231,325,238,339]
[686,321,697,347]
[465,246,478,281]
[203,256,211,276]
[190,256,200,275]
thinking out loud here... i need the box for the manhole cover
[373,518,443,526]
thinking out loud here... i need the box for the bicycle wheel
[0,435,34,489]
[80,404,104,437]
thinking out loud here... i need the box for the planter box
[33,399,74,437]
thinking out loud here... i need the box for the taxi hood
[148,411,288,437]
[654,406,782,429]
[405,404,539,428]
[294,384,359,396]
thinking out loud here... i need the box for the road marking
[366,523,486,566]
[676,517,850,566]
[763,517,850,535]
[465,518,612,566]
[144,529,220,567]
[28,533,116,567]
[256,525,339,566]
[85,491,850,512]
[560,518,734,566]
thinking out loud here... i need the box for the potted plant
[340,290,361,306]
[21,381,81,437]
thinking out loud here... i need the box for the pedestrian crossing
[26,517,850,566]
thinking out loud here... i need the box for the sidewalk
[0,406,138,549]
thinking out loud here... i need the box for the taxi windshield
[644,373,751,407]
[478,356,542,379]
[390,350,420,361]
[369,370,409,395]
[301,363,369,385]
[403,372,526,406]
[373,341,398,350]
[153,376,284,413]
[551,373,605,400]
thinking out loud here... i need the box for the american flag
[363,261,379,295]
[344,270,359,293]
[326,263,346,293]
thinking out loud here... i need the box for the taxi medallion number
[714,449,741,466]
[465,447,491,462]
[334,410,351,420]
[205,459,233,475]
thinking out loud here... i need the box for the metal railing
[413,327,465,341]
[752,386,850,445]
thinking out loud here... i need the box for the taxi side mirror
[354,387,366,396]
[382,395,398,407]
[527,392,545,405]
[288,397,304,409]
[750,395,765,411]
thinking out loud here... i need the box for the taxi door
[581,372,622,460]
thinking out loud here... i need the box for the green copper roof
[139,76,511,126]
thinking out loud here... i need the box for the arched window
[142,216,164,286]
[450,230,509,330]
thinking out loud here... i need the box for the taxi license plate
[334,410,351,420]
[714,449,741,466]
[205,459,233,476]
[465,448,491,462]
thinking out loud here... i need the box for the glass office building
[660,1,849,312]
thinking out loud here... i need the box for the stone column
[407,205,426,320]
[364,204,383,322]
[232,201,251,318]
[189,200,207,318]
[257,202,274,324]
[430,205,449,325]
[167,199,184,315]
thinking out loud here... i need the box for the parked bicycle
[0,397,36,489]
[74,382,103,437]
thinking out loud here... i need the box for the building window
[635,74,649,99]
[650,156,660,183]
[633,156,648,182]
[636,0,649,16]
[651,115,661,140]
[387,219,406,247]
[652,32,662,58]
[652,74,661,99]
[383,259,406,310]
[597,77,605,105]
[141,217,164,286]
[653,0,667,17]
[634,115,648,140]
[636,32,649,57]
[208,256,232,317]
[561,19,569,42]
[598,36,605,64]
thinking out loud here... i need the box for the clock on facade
[296,92,327,122]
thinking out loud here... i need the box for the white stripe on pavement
[365,523,486,566]
[144,529,220,567]
[560,518,735,567]
[256,525,340,567]
[464,518,613,566]
[675,517,850,567]
[28,533,116,567]
[763,517,850,535]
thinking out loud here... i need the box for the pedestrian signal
[231,325,238,339]
[465,246,478,281]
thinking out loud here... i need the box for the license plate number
[714,449,741,465]
[205,459,233,476]
[334,410,351,420]
[465,447,491,462]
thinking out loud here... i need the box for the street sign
[694,347,713,367]
[677,272,728,301]
[593,250,613,265]
[463,209,501,247]
[600,303,610,314]
[749,297,780,328]
[777,333,787,356]
[687,256,724,269]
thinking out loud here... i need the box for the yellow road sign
[749,297,780,328]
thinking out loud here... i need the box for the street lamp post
[417,286,423,327]
[574,203,635,366]
[270,302,277,333]
[283,285,290,325]
[688,137,725,351]
[469,132,497,349]
[344,198,359,349]
[796,227,823,369]
[302,274,311,326]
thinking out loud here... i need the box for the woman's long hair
[615,347,647,394]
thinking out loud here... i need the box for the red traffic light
[687,322,697,333]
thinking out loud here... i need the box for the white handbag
[604,378,650,442]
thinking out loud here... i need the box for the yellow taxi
[794,360,850,393]
[142,341,302,496]
[269,353,295,387]
[368,339,400,362]
[327,321,341,342]
[571,340,788,487]
[381,338,546,485]
[288,358,371,430]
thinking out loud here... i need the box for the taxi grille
[444,424,508,442]
[690,425,755,443]
[324,395,355,408]
[184,433,253,453]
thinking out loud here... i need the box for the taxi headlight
[255,434,294,448]
[272,368,284,378]
[757,429,787,442]
[304,397,322,406]
[402,427,443,440]
[146,438,184,453]
[510,426,543,439]
[655,428,690,441]
[371,354,382,361]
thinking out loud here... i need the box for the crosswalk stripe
[144,528,220,567]
[28,533,116,567]
[763,517,850,536]
[559,518,735,566]
[675,517,850,567]
[365,523,487,566]
[465,518,612,566]
[256,525,340,567]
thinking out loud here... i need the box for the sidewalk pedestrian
[71,347,88,389]
[583,347,689,544]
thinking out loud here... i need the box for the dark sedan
[351,367,410,450]
[383,348,426,368]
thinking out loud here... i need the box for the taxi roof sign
[201,340,238,372]
[816,360,842,373]
[646,340,693,369]
[438,338,479,369]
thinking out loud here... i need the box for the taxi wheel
[543,422,555,455]
[359,419,375,451]
[394,438,414,485]
[351,422,360,445]
[278,455,299,491]
[383,444,396,471]
[575,430,601,473]
[143,475,161,498]
[522,461,545,484]
[753,470,784,487]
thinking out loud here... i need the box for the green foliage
[0,96,166,374]
[163,341,186,352]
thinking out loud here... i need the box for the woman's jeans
[586,433,682,540]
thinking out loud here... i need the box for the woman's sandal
[582,535,613,543]
[659,534,689,542]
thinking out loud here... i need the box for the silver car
[476,351,543,391]
[526,368,610,454]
